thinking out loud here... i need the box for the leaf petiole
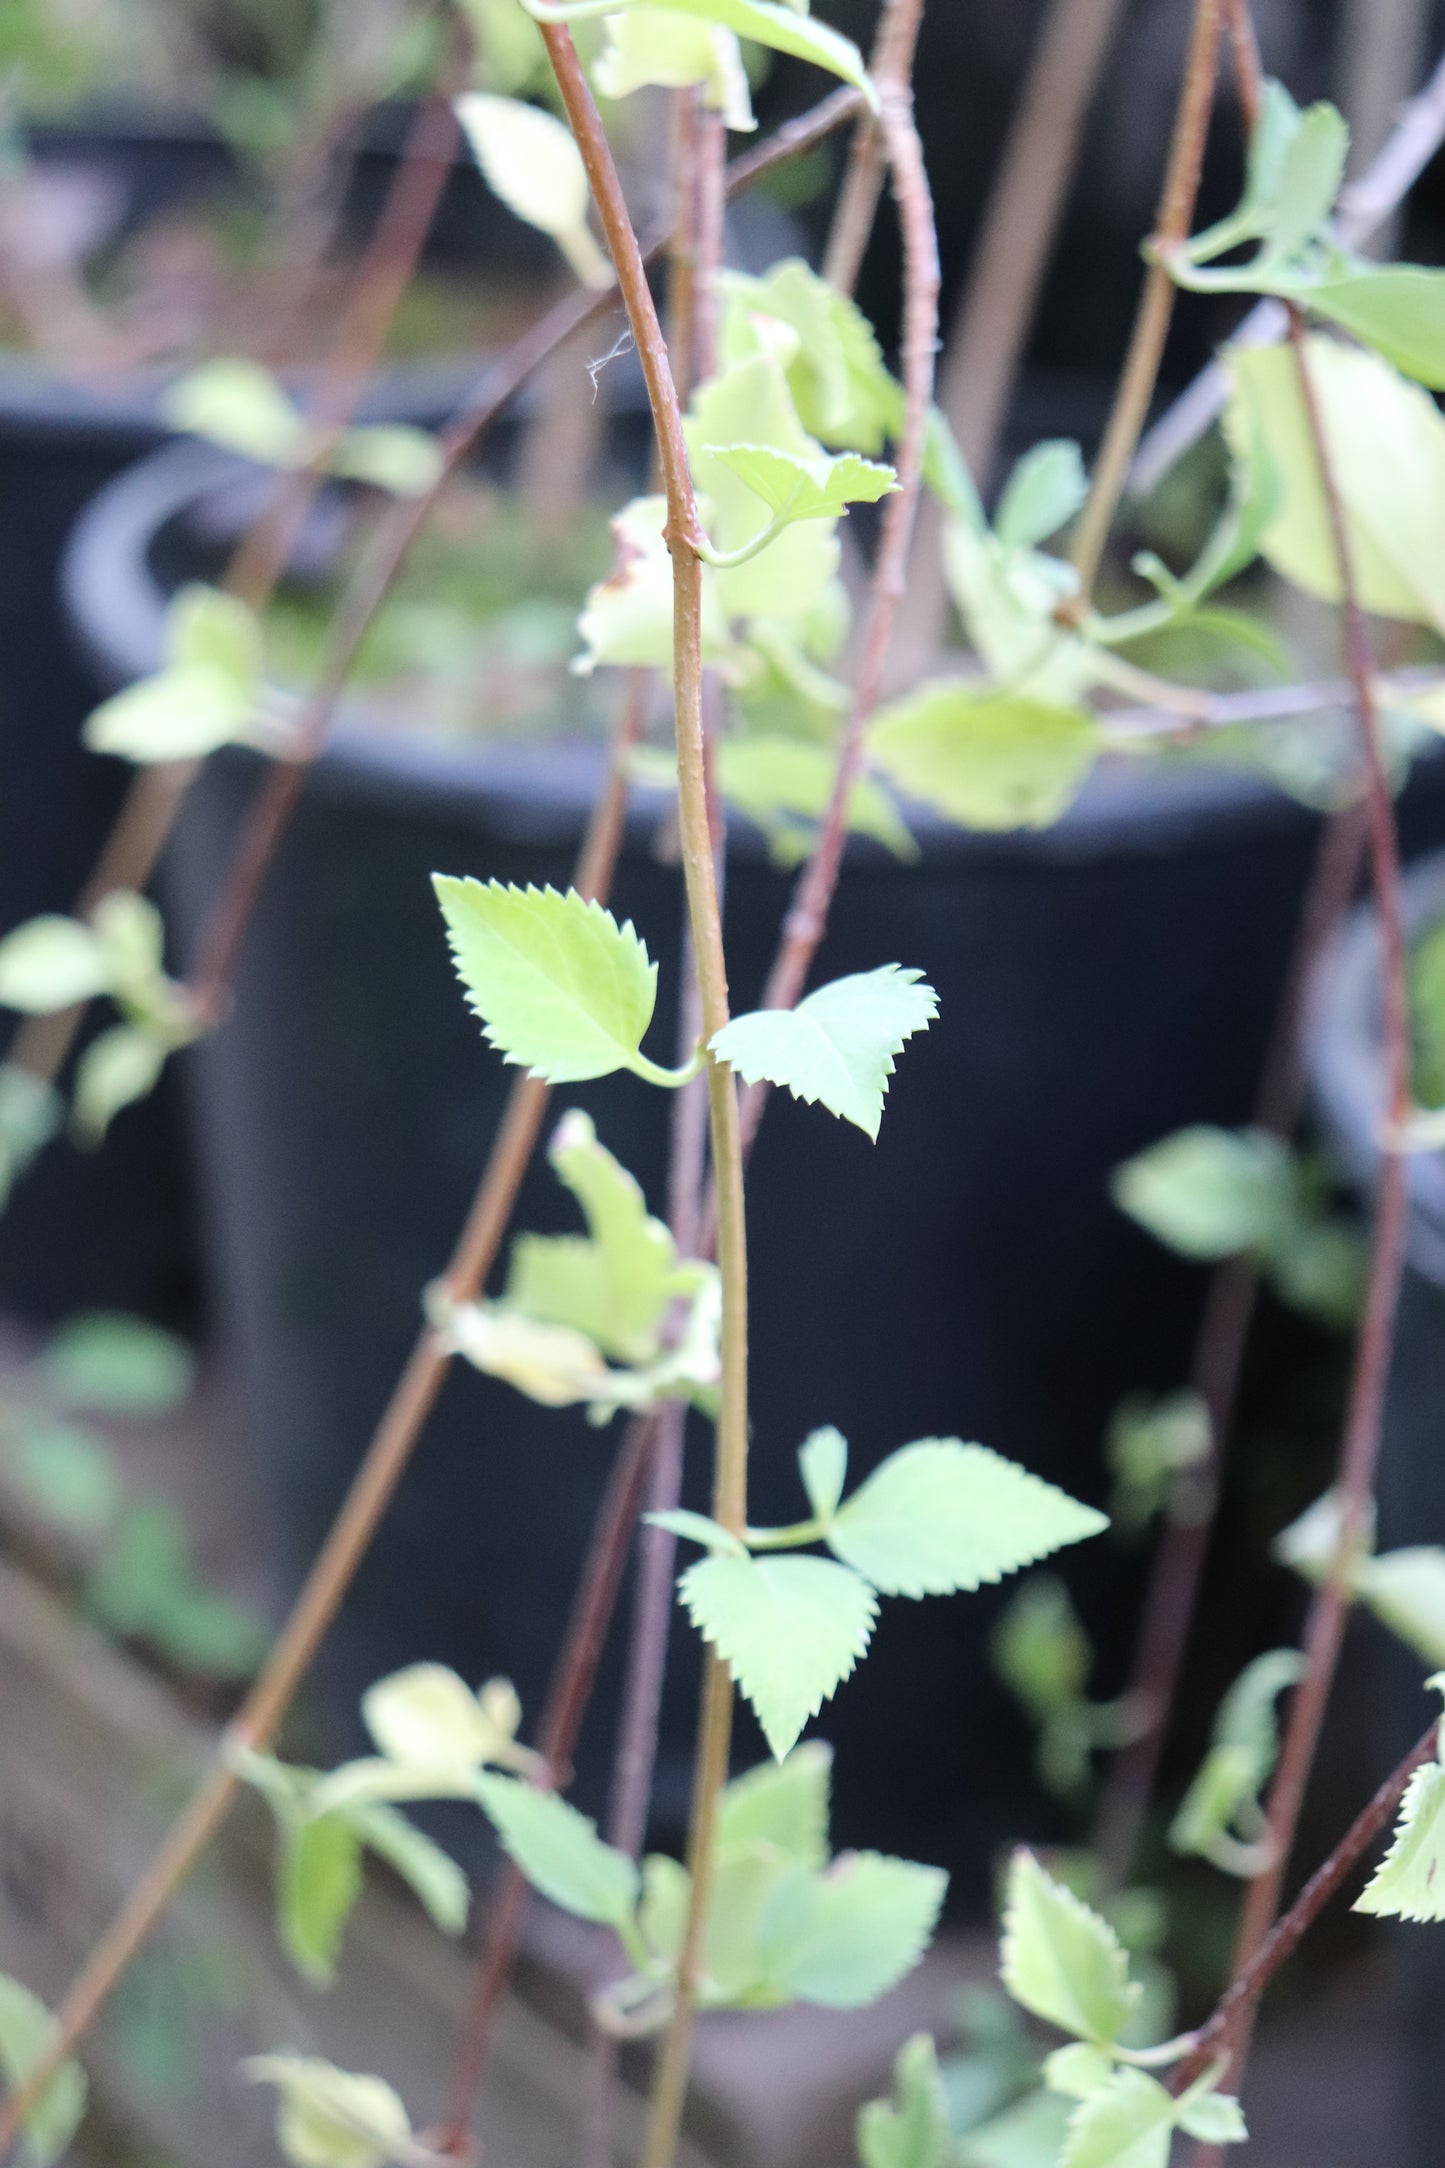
[692,489,807,572]
[742,1515,827,1551]
[625,1044,707,1090]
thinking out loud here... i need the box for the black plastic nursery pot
[0,110,604,1328]
[67,436,1445,1914]
[1310,847,1445,2168]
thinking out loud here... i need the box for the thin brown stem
[1091,802,1368,1888]
[944,0,1129,481]
[530,33,748,2168]
[0,680,644,2164]
[1070,0,1225,594]
[1173,1721,1438,2096]
[822,0,927,295]
[1190,311,1414,2163]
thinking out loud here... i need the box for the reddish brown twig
[1091,802,1368,1888]
[1188,310,1414,2165]
[1070,0,1225,592]
[821,0,926,295]
[1173,1720,1437,2096]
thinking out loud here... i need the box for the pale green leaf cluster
[164,358,443,494]
[999,1855,1244,2153]
[1223,337,1445,634]
[665,1431,1104,1758]
[1112,1124,1364,1328]
[593,9,755,132]
[0,1974,88,2168]
[1105,1391,1213,1536]
[1168,80,1445,389]
[428,1109,723,1421]
[455,92,611,288]
[243,2056,416,2168]
[0,891,199,1144]
[521,0,876,104]
[433,878,936,1142]
[704,734,916,867]
[992,1578,1141,1802]
[1274,1489,1445,1669]
[710,965,937,1140]
[1356,1682,1445,1922]
[868,681,1100,835]
[233,1661,541,1982]
[1169,1650,1304,1875]
[84,583,270,764]
[475,1743,944,2022]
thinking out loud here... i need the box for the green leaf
[857,2034,951,2168]
[828,1440,1106,1598]
[42,1312,194,1415]
[454,92,609,287]
[84,666,255,765]
[1043,2044,1116,2100]
[72,1023,169,1146]
[1060,2068,1176,2168]
[528,0,876,103]
[0,915,108,1012]
[1224,336,1445,632]
[995,442,1088,549]
[243,2056,413,2168]
[1262,102,1348,263]
[705,442,898,531]
[6,1420,123,1536]
[474,1774,639,1925]
[593,10,755,133]
[163,358,305,467]
[1305,267,1445,391]
[679,1552,877,1759]
[869,684,1099,832]
[958,2088,1073,2168]
[330,424,444,498]
[1169,1650,1303,1865]
[1000,1850,1141,2046]
[714,735,915,867]
[0,1975,87,2168]
[167,581,263,685]
[1174,2086,1248,2145]
[507,1109,682,1362]
[1111,1125,1295,1260]
[362,1661,516,1771]
[687,355,843,621]
[1356,1755,1445,1922]
[433,879,658,1084]
[718,259,902,455]
[436,1298,614,1407]
[798,1425,849,1523]
[1106,1391,1212,1533]
[1355,1547,1445,1667]
[718,1743,833,1868]
[0,1064,62,1211]
[278,1814,364,1986]
[646,1507,746,1555]
[992,1576,1093,1721]
[755,1851,946,2007]
[710,964,937,1140]
[86,1501,266,1676]
[343,1802,470,1936]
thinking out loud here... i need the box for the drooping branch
[1171,1720,1437,2095]
[1187,307,1415,2163]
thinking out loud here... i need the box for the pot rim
[62,436,1342,869]
[1311,847,1445,1283]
